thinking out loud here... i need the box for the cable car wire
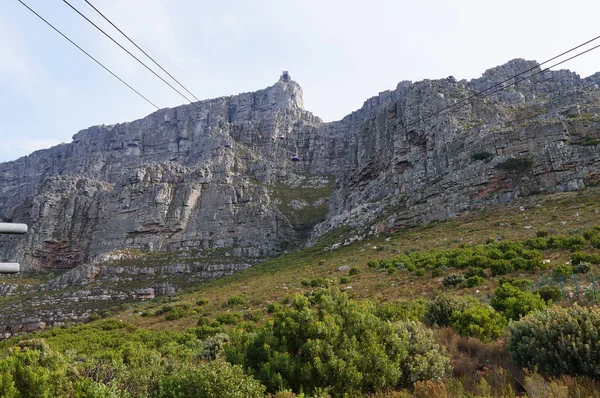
[405,37,600,131]
[62,0,194,103]
[16,0,160,110]
[83,0,200,102]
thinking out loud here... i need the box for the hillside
[2,59,600,396]
[2,186,600,396]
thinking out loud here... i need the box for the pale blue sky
[1,0,600,162]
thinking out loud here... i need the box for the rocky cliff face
[2,63,600,270]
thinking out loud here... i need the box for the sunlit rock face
[2,62,600,270]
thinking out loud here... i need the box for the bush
[373,299,428,323]
[226,296,246,307]
[216,312,241,325]
[366,260,378,268]
[490,260,514,276]
[573,261,592,274]
[508,305,600,378]
[349,266,361,276]
[471,151,494,162]
[465,267,485,279]
[414,268,426,277]
[310,278,327,288]
[424,294,478,327]
[165,305,189,321]
[300,279,311,286]
[536,285,562,304]
[571,251,600,265]
[243,310,263,323]
[157,360,265,398]
[431,268,444,278]
[553,263,573,280]
[536,230,549,238]
[267,303,282,314]
[443,273,465,287]
[238,291,451,396]
[198,333,230,361]
[339,276,351,284]
[450,304,507,342]
[590,236,600,249]
[491,283,546,320]
[496,157,533,173]
[466,276,485,288]
[0,340,74,397]
[196,298,208,306]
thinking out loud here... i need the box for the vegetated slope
[2,60,600,272]
[127,186,600,333]
[2,187,600,397]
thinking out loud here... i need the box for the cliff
[1,62,600,271]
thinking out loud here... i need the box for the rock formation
[1,62,600,271]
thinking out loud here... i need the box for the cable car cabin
[290,154,301,162]
[278,133,285,140]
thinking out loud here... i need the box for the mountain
[1,60,600,274]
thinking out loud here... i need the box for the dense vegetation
[3,190,600,396]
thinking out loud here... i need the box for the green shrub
[226,296,246,307]
[466,276,485,288]
[424,294,478,327]
[573,261,592,274]
[553,263,573,280]
[443,273,465,287]
[571,251,600,265]
[508,305,600,378]
[536,230,549,238]
[0,340,73,397]
[157,360,265,398]
[471,151,494,162]
[496,157,533,173]
[465,267,485,279]
[450,304,507,342]
[590,236,600,249]
[349,266,361,276]
[536,285,562,304]
[238,291,451,396]
[414,268,426,277]
[216,312,241,325]
[525,237,549,250]
[373,299,428,323]
[300,279,311,286]
[490,260,514,276]
[339,276,351,284]
[243,310,263,323]
[491,283,546,320]
[195,324,226,340]
[198,333,230,361]
[565,236,586,251]
[431,268,444,278]
[387,267,397,275]
[366,260,378,268]
[310,277,327,288]
[195,298,208,306]
[165,306,189,321]
[267,302,282,314]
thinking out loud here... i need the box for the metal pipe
[0,223,28,234]
[0,263,19,274]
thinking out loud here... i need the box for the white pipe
[0,263,19,274]
[0,223,28,234]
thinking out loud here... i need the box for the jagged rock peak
[269,70,304,110]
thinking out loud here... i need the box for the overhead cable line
[83,0,200,101]
[405,36,600,131]
[16,0,160,110]
[62,0,194,103]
